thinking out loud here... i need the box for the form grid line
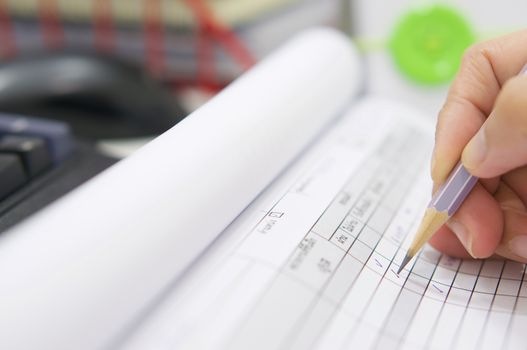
[448,260,486,348]
[419,256,463,349]
[303,134,427,348]
[275,156,399,349]
[330,159,428,349]
[498,263,526,350]
[372,250,443,349]
[475,260,507,349]
[278,143,420,350]
[223,139,393,347]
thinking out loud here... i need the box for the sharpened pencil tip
[397,254,412,275]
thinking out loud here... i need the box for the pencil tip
[397,254,412,275]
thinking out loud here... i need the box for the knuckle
[460,43,483,65]
[452,40,502,114]
[460,39,501,68]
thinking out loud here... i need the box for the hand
[429,29,527,263]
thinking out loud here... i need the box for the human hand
[429,30,527,263]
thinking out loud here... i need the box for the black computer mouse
[0,52,187,138]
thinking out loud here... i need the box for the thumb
[462,74,527,178]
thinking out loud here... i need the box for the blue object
[0,113,74,164]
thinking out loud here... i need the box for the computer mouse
[0,52,187,138]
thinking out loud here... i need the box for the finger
[492,182,527,263]
[480,177,500,195]
[503,165,527,205]
[432,29,527,185]
[462,75,527,177]
[432,59,493,185]
[445,182,503,258]
[429,225,472,258]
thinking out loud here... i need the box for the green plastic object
[389,5,475,84]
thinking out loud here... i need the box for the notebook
[0,28,524,350]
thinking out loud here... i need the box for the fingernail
[463,127,487,171]
[447,220,475,258]
[508,236,527,259]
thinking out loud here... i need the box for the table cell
[348,240,372,264]
[285,298,336,350]
[374,238,398,260]
[323,254,363,303]
[374,334,402,350]
[404,273,429,295]
[520,280,527,297]
[227,274,316,350]
[431,265,457,286]
[453,272,477,291]
[350,192,378,222]
[501,260,525,280]
[329,229,354,252]
[405,297,442,347]
[341,268,381,317]
[446,287,472,307]
[312,309,357,350]
[362,278,402,329]
[478,306,512,350]
[458,259,482,274]
[438,254,461,270]
[505,298,527,349]
[382,288,423,339]
[453,307,489,350]
[468,292,494,311]
[479,259,504,278]
[339,215,364,238]
[367,205,394,235]
[358,226,382,249]
[474,277,499,294]
[349,322,383,349]
[285,232,345,290]
[496,279,521,297]
[428,302,466,349]
[312,191,354,239]
[411,256,436,280]
[366,252,390,276]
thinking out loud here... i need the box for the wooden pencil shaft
[400,163,478,272]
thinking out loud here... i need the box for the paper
[123,98,527,350]
[0,28,362,350]
[1,27,524,350]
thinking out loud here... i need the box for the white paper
[0,28,362,350]
[2,26,524,350]
[122,98,527,350]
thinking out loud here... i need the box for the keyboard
[0,113,117,232]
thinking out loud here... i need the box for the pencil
[397,162,477,274]
[397,63,527,274]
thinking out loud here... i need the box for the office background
[0,0,525,116]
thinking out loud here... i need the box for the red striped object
[93,0,115,52]
[38,0,64,49]
[143,0,166,77]
[0,0,15,57]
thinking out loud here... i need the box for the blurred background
[0,0,526,230]
[0,0,525,133]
